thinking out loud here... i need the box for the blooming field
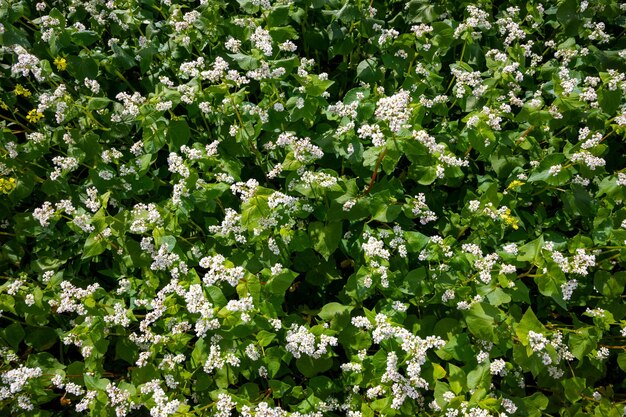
[1,0,626,415]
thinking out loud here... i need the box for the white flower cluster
[0,366,42,401]
[130,203,163,234]
[369,313,445,408]
[199,254,245,287]
[474,252,499,284]
[561,279,578,301]
[357,124,385,147]
[526,330,573,379]
[203,343,240,373]
[327,100,359,119]
[184,284,219,338]
[250,26,273,56]
[496,16,526,46]
[570,150,606,170]
[150,244,181,272]
[106,382,139,417]
[451,67,486,98]
[208,208,247,243]
[453,5,492,39]
[412,130,468,171]
[114,91,145,119]
[230,178,259,202]
[411,23,433,38]
[33,201,55,227]
[202,56,229,83]
[241,401,288,417]
[140,380,182,417]
[103,303,131,328]
[291,170,338,190]
[48,281,101,315]
[376,27,399,46]
[375,89,411,133]
[548,247,596,275]
[226,296,254,322]
[456,294,483,311]
[167,152,190,178]
[37,84,68,123]
[11,45,44,81]
[274,132,324,163]
[285,325,338,359]
[362,235,390,260]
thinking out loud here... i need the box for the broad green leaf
[309,221,342,259]
[562,377,586,403]
[515,308,546,346]
[464,303,496,340]
[296,355,333,378]
[318,302,351,321]
[2,322,25,350]
[266,269,298,295]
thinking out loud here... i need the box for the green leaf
[24,326,57,351]
[594,270,626,299]
[268,379,291,398]
[515,308,545,346]
[464,303,496,340]
[82,233,107,259]
[569,327,598,360]
[267,269,298,296]
[67,56,98,80]
[71,31,100,46]
[618,353,626,372]
[264,347,283,378]
[168,119,190,150]
[256,330,277,347]
[447,363,466,394]
[356,58,383,84]
[517,236,544,263]
[466,364,489,390]
[296,355,333,378]
[308,375,335,397]
[268,5,290,26]
[87,97,111,110]
[309,221,342,260]
[2,322,24,350]
[405,232,430,252]
[562,376,586,403]
[115,337,138,364]
[318,302,352,321]
[518,392,549,417]
[84,374,110,390]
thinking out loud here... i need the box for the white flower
[548,164,562,176]
[490,359,507,376]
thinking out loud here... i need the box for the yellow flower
[500,208,520,230]
[26,109,44,123]
[0,177,16,194]
[506,180,524,191]
[0,100,8,111]
[14,84,32,97]
[53,57,67,71]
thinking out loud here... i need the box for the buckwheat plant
[1,0,626,416]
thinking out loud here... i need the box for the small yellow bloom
[0,177,16,194]
[506,180,524,191]
[0,100,8,111]
[53,57,67,71]
[500,209,520,230]
[26,109,44,123]
[14,84,32,97]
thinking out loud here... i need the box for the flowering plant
[1,0,626,416]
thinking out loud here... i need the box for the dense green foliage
[1,0,626,415]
